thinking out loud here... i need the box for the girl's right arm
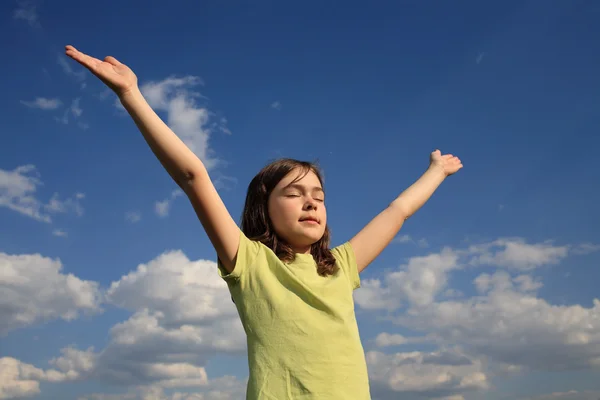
[65,45,240,273]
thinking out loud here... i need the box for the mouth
[299,217,320,224]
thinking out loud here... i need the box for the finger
[65,46,102,69]
[104,56,122,66]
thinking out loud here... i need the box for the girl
[65,45,462,399]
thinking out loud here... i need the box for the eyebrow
[284,183,324,193]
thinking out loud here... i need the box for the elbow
[178,164,209,191]
[388,200,412,220]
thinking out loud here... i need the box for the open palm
[65,45,137,96]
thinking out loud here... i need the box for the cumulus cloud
[39,250,247,391]
[355,238,577,311]
[155,190,184,218]
[367,348,488,399]
[1,249,246,397]
[125,211,142,223]
[373,332,433,348]
[467,238,569,270]
[52,229,68,237]
[0,165,85,223]
[355,236,600,392]
[355,247,460,310]
[0,357,59,399]
[392,234,429,247]
[0,252,102,335]
[55,97,85,126]
[58,56,86,81]
[20,97,62,110]
[3,234,597,399]
[78,376,247,400]
[106,251,239,326]
[12,0,38,26]
[396,271,600,371]
[525,391,600,400]
[0,347,95,399]
[137,76,228,170]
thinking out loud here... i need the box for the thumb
[104,56,122,66]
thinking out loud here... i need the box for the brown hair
[240,158,338,276]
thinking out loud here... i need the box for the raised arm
[65,45,240,273]
[349,150,463,273]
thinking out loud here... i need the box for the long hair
[241,158,338,276]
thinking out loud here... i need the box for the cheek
[268,199,297,228]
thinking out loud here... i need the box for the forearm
[119,88,206,187]
[390,166,447,219]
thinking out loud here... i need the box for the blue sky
[1,0,599,399]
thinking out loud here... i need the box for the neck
[292,245,312,255]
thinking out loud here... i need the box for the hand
[65,45,138,97]
[429,149,463,176]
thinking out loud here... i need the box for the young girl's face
[267,168,327,254]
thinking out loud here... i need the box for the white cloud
[1,250,247,397]
[71,97,83,117]
[52,229,68,237]
[476,52,485,64]
[392,234,429,247]
[366,348,488,399]
[373,332,434,348]
[106,250,240,329]
[155,190,183,218]
[356,238,576,312]
[44,192,85,217]
[572,242,600,255]
[0,347,95,399]
[0,252,102,335]
[78,376,247,400]
[125,211,142,223]
[20,97,62,110]
[468,238,569,270]
[356,237,600,376]
[395,270,600,371]
[138,76,225,170]
[58,56,86,81]
[0,356,76,399]
[0,165,84,223]
[213,175,237,191]
[374,332,409,347]
[0,357,54,399]
[525,390,600,400]
[270,101,281,110]
[55,98,86,126]
[355,248,460,310]
[12,0,38,26]
[51,250,247,389]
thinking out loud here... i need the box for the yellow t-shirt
[218,230,371,399]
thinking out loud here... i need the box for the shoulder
[217,230,266,281]
[331,242,360,290]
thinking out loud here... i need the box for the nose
[304,200,317,211]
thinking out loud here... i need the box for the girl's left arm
[349,150,463,273]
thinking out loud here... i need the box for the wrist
[118,85,142,104]
[427,163,449,179]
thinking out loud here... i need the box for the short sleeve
[217,229,260,282]
[331,242,361,290]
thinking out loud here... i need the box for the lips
[299,216,319,224]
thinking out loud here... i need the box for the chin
[304,232,325,245]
